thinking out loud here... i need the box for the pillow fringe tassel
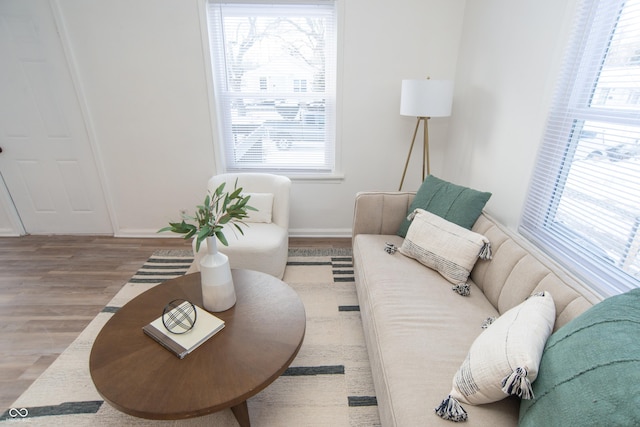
[452,283,471,296]
[481,316,496,329]
[435,395,468,422]
[501,367,534,399]
[529,291,546,298]
[478,241,492,260]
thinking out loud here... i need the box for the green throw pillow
[397,175,491,237]
[519,288,640,427]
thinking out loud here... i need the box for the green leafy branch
[158,179,257,251]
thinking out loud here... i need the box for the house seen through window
[521,0,640,296]
[206,1,337,174]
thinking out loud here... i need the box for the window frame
[520,0,640,297]
[202,0,342,180]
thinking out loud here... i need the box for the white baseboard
[288,228,352,238]
[114,228,180,238]
[116,228,353,239]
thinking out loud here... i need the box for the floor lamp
[398,79,453,191]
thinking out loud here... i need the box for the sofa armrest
[352,191,415,238]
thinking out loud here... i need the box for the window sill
[287,172,345,183]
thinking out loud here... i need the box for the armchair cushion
[244,192,273,223]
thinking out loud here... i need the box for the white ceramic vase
[198,236,236,312]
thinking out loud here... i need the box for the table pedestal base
[231,401,250,427]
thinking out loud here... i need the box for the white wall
[443,0,579,230]
[1,0,583,237]
[56,0,217,236]
[48,0,464,237]
[293,0,465,235]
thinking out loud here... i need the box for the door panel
[0,0,112,234]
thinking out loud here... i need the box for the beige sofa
[352,191,602,426]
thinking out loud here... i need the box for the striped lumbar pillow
[398,208,491,294]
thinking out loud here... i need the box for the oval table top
[89,269,306,420]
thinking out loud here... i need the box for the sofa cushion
[436,292,555,422]
[470,214,595,329]
[399,209,491,289]
[519,288,640,426]
[398,175,491,237]
[353,233,519,427]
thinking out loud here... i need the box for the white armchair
[193,173,291,279]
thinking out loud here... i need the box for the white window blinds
[520,0,640,296]
[206,0,337,173]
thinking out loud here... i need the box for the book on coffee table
[143,302,225,359]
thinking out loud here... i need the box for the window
[521,0,640,296]
[206,1,337,174]
[293,79,308,92]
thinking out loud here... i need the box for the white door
[0,0,112,234]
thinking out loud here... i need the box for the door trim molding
[49,0,119,234]
[0,172,26,236]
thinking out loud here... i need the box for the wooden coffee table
[89,269,306,426]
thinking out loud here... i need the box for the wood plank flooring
[0,235,351,411]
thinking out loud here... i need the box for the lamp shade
[400,79,453,117]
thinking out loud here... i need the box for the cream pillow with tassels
[435,291,556,422]
[398,208,491,295]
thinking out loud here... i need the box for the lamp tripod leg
[399,118,422,191]
[423,117,430,180]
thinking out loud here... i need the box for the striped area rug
[1,248,380,426]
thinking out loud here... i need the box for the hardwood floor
[0,235,351,412]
